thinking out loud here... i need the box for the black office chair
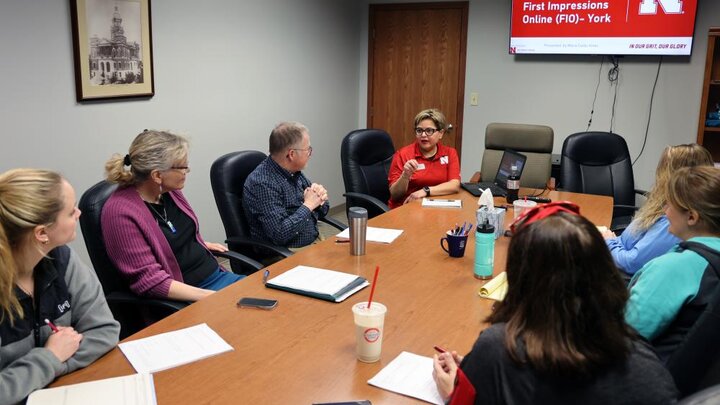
[79,180,262,339]
[210,151,346,273]
[340,129,393,219]
[560,131,646,233]
[666,243,720,398]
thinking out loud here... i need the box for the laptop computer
[461,149,527,197]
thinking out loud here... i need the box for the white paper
[27,373,156,405]
[336,227,404,244]
[368,351,444,405]
[118,323,233,374]
[267,266,365,297]
[421,198,462,208]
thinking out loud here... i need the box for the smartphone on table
[237,297,278,310]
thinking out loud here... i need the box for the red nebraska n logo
[638,0,683,15]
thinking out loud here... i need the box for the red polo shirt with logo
[387,142,461,209]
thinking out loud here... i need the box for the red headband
[509,201,581,234]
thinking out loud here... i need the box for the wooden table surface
[52,189,612,404]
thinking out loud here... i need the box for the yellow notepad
[478,272,508,301]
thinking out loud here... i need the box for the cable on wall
[608,56,620,133]
[633,56,663,166]
[586,56,604,131]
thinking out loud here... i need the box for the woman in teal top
[602,144,713,275]
[625,166,720,360]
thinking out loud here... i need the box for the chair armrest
[614,204,641,212]
[320,216,347,231]
[225,236,293,258]
[212,250,264,273]
[343,192,390,215]
[634,188,648,197]
[105,291,188,312]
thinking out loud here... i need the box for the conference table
[53,189,612,404]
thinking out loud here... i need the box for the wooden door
[368,2,468,159]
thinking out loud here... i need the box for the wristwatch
[423,186,431,197]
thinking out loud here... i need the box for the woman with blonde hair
[626,166,720,360]
[103,130,244,302]
[388,108,461,208]
[0,169,119,405]
[602,144,713,275]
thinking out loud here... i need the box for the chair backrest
[480,123,554,188]
[667,243,720,398]
[210,150,267,245]
[340,129,394,217]
[78,180,124,296]
[560,131,636,207]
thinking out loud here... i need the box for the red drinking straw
[367,265,380,309]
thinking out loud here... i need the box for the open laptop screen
[494,150,527,187]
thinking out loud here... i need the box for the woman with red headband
[432,202,677,404]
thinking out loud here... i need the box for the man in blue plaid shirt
[243,122,330,249]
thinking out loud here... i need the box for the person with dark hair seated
[433,202,677,405]
[626,166,720,361]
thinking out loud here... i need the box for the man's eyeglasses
[291,146,313,156]
[508,201,581,234]
[170,166,191,174]
[415,127,440,137]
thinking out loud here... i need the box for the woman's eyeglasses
[508,201,581,234]
[414,127,440,137]
[170,166,191,174]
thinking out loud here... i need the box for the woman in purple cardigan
[102,130,244,302]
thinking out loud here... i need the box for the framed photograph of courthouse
[70,0,154,101]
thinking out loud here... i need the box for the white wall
[362,0,720,190]
[2,0,719,262]
[0,0,362,261]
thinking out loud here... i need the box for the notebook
[27,374,156,405]
[462,149,527,197]
[478,272,508,301]
[265,265,369,302]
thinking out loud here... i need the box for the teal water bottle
[474,221,495,280]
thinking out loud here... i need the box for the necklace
[146,198,177,234]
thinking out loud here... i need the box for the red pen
[44,318,59,333]
[335,239,350,243]
[434,345,447,353]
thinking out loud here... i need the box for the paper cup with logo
[513,199,537,220]
[352,302,387,363]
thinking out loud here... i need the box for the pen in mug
[44,318,59,333]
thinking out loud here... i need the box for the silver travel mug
[348,207,368,256]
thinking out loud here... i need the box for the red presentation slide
[509,0,698,55]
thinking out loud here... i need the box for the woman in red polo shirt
[387,109,461,209]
